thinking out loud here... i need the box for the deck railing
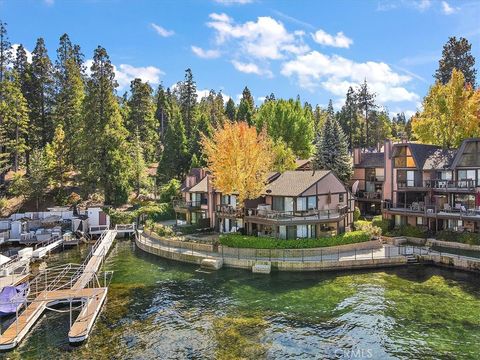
[357,191,382,200]
[424,179,476,190]
[172,199,202,209]
[383,202,480,218]
[215,205,243,217]
[245,205,348,222]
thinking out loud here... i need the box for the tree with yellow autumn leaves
[202,121,273,205]
[412,69,480,148]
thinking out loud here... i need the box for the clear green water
[2,241,480,359]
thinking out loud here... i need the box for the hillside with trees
[0,20,478,214]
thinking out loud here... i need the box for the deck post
[69,298,72,328]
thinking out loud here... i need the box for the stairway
[406,255,419,264]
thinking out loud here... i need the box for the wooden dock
[0,229,118,350]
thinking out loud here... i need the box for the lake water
[3,240,480,359]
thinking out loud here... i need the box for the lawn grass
[219,231,370,249]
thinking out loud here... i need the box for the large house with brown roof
[382,138,480,233]
[174,168,354,239]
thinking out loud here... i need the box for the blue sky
[1,0,479,118]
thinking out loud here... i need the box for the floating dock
[0,228,122,350]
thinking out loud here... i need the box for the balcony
[215,204,243,218]
[383,202,480,219]
[366,176,385,182]
[356,191,382,201]
[173,199,202,212]
[424,179,476,192]
[245,205,348,224]
[396,181,425,191]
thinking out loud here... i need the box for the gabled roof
[189,176,208,193]
[423,148,457,170]
[356,153,384,168]
[180,168,204,192]
[393,143,443,169]
[264,170,330,197]
[450,138,480,169]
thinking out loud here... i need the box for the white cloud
[415,0,431,11]
[281,50,418,103]
[84,59,164,90]
[213,0,253,4]
[441,1,458,14]
[207,13,309,60]
[12,44,33,63]
[231,60,272,77]
[311,29,353,48]
[191,46,221,59]
[150,23,174,37]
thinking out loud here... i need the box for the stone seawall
[426,239,480,252]
[418,254,480,273]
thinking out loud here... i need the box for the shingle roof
[356,153,384,168]
[295,158,313,169]
[423,148,457,170]
[408,143,444,169]
[264,170,330,197]
[189,176,208,193]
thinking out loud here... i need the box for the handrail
[245,205,348,220]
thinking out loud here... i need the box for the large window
[457,169,479,186]
[222,195,237,207]
[458,141,480,167]
[272,197,284,211]
[297,196,317,211]
[394,146,416,168]
[397,170,416,187]
[296,224,316,238]
[365,168,376,181]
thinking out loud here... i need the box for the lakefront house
[174,167,354,239]
[382,138,480,233]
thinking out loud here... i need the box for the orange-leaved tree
[202,121,273,205]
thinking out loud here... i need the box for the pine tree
[13,44,31,100]
[30,38,55,149]
[53,34,85,166]
[435,36,476,87]
[237,86,255,125]
[0,21,12,84]
[127,78,158,162]
[26,149,50,210]
[80,46,132,205]
[155,84,169,140]
[45,124,68,189]
[1,71,29,171]
[190,112,213,166]
[355,79,376,149]
[225,97,236,121]
[177,68,197,138]
[131,128,147,197]
[157,102,189,183]
[0,21,12,176]
[337,87,358,150]
[314,112,352,183]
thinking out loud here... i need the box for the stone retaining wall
[426,239,480,251]
[136,236,204,265]
[418,254,480,272]
[142,230,214,252]
[218,239,381,259]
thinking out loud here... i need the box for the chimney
[353,148,362,166]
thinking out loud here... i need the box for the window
[397,170,416,187]
[458,141,480,167]
[191,193,201,205]
[365,168,375,182]
[416,217,424,225]
[279,226,286,239]
[307,196,316,210]
[439,171,452,180]
[285,197,294,212]
[272,197,284,211]
[296,224,315,238]
[296,197,307,211]
[339,193,345,202]
[458,169,477,187]
[287,226,296,239]
[393,146,416,168]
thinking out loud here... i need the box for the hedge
[436,231,480,246]
[385,225,427,238]
[219,231,370,249]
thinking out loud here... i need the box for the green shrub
[386,225,427,238]
[355,220,381,237]
[372,215,391,234]
[436,231,480,246]
[159,179,181,203]
[219,231,370,249]
[353,207,361,222]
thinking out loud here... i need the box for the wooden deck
[0,229,118,350]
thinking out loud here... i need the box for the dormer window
[393,146,416,168]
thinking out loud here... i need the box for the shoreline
[135,231,480,273]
